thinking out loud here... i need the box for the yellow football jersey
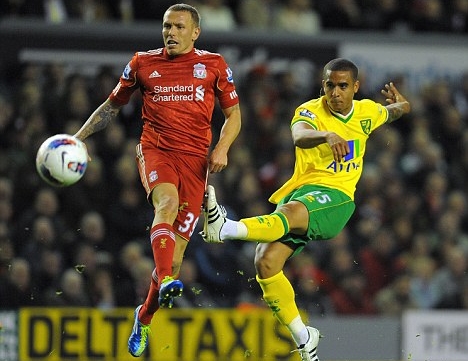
[270,96,388,203]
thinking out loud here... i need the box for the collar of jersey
[328,102,355,124]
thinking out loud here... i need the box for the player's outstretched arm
[381,82,411,123]
[74,98,122,141]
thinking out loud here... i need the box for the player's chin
[329,106,341,113]
[329,103,345,113]
[165,45,179,55]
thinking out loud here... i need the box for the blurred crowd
[1,0,468,34]
[1,0,468,317]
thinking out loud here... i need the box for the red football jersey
[109,48,239,156]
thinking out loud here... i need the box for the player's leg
[158,151,206,307]
[128,182,180,357]
[255,241,322,361]
[129,148,180,357]
[255,187,355,361]
[201,185,309,243]
[254,242,312,344]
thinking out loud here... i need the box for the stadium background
[1,1,468,360]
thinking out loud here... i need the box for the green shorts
[276,185,355,257]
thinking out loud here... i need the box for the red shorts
[135,143,208,241]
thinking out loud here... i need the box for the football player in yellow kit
[201,58,410,361]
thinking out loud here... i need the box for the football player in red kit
[74,3,241,357]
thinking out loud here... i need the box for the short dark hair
[166,3,201,27]
[323,58,359,81]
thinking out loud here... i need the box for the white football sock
[287,316,309,347]
[220,219,247,240]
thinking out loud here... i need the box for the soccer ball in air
[36,134,88,187]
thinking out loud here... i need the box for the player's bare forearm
[75,99,121,140]
[219,104,241,147]
[215,104,241,152]
[386,101,411,123]
[209,104,241,172]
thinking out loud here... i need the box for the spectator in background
[61,73,93,124]
[321,0,363,29]
[432,245,468,305]
[42,63,68,134]
[275,0,321,35]
[60,156,108,227]
[73,211,112,258]
[19,216,59,276]
[237,0,278,29]
[88,265,117,309]
[409,0,450,32]
[106,183,152,251]
[290,252,335,316]
[375,272,418,315]
[394,231,435,274]
[437,275,468,309]
[43,0,70,23]
[0,93,15,152]
[325,244,359,291]
[408,255,438,309]
[68,0,112,22]
[44,267,91,306]
[329,270,376,315]
[113,241,146,307]
[197,0,237,30]
[0,237,14,267]
[420,171,449,227]
[0,0,30,18]
[3,257,37,307]
[192,235,244,307]
[358,227,397,297]
[32,249,63,300]
[0,177,14,235]
[449,0,468,32]
[129,256,154,307]
[362,0,408,31]
[0,0,71,22]
[454,72,468,120]
[13,187,69,253]
[175,257,219,307]
[436,106,464,166]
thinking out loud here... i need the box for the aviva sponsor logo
[327,139,361,173]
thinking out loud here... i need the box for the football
[36,134,88,187]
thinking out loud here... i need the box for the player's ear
[192,27,201,42]
[354,80,360,94]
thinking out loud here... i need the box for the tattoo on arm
[76,103,120,139]
[386,102,408,123]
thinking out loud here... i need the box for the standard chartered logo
[152,83,205,102]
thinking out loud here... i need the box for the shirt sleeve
[368,100,389,130]
[214,55,239,110]
[291,106,318,130]
[108,53,139,105]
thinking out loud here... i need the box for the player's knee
[153,196,179,219]
[277,201,308,233]
[255,248,279,278]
